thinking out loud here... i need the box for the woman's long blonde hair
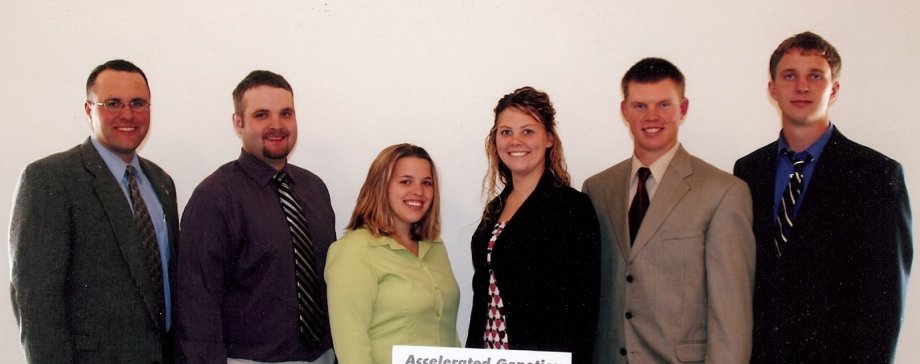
[347,143,441,241]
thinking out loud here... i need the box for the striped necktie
[274,171,324,346]
[773,149,813,257]
[125,165,166,324]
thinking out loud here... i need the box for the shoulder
[189,160,240,193]
[287,163,332,197]
[329,229,381,259]
[734,141,776,170]
[26,144,83,170]
[138,157,170,178]
[826,133,902,170]
[18,144,86,186]
[584,159,629,187]
[684,154,751,199]
[287,164,328,186]
[333,228,378,247]
[183,161,249,211]
[528,182,597,223]
[542,183,593,207]
[138,156,175,186]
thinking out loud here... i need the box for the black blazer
[466,172,600,363]
[10,138,179,363]
[734,128,912,363]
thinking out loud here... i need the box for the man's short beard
[263,148,290,160]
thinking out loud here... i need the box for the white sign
[392,345,571,364]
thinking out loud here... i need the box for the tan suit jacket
[583,146,755,364]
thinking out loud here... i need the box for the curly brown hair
[483,86,570,203]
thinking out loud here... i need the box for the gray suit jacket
[9,138,179,363]
[583,146,755,364]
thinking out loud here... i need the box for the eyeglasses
[90,99,151,112]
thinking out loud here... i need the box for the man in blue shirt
[10,59,179,363]
[734,31,912,363]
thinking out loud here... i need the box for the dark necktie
[274,171,324,346]
[125,165,165,323]
[628,167,652,246]
[773,149,813,257]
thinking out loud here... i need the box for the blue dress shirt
[90,137,171,330]
[772,124,835,219]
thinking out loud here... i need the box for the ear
[232,113,243,134]
[84,100,92,121]
[768,80,778,102]
[547,132,555,148]
[620,100,628,119]
[829,80,840,103]
[680,97,689,118]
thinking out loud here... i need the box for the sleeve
[844,161,912,361]
[704,179,756,364]
[562,194,602,363]
[465,215,492,349]
[324,234,377,364]
[175,183,234,364]
[9,163,76,363]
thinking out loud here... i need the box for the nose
[411,182,423,195]
[646,106,660,121]
[266,114,283,129]
[509,132,523,145]
[118,105,136,119]
[795,78,810,93]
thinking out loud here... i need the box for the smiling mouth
[642,127,662,135]
[508,151,528,157]
[405,200,424,208]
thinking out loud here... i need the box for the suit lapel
[80,140,165,334]
[140,158,178,257]
[630,146,692,259]
[789,128,848,238]
[604,161,632,262]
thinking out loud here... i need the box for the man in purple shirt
[177,70,336,363]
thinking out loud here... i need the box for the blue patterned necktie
[774,149,813,257]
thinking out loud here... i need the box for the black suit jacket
[734,128,912,363]
[10,138,179,363]
[466,173,600,363]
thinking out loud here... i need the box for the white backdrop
[2,1,918,362]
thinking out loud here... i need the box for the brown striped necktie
[125,165,165,323]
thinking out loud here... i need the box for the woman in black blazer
[466,86,600,363]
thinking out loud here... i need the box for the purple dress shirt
[177,150,336,363]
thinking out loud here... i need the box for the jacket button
[620,348,627,355]
[625,311,633,319]
[626,274,634,282]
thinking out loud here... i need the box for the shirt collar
[777,123,834,162]
[364,230,443,259]
[236,149,291,187]
[90,135,141,178]
[631,142,681,183]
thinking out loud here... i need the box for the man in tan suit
[583,57,755,363]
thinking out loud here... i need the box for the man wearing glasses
[9,59,179,363]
